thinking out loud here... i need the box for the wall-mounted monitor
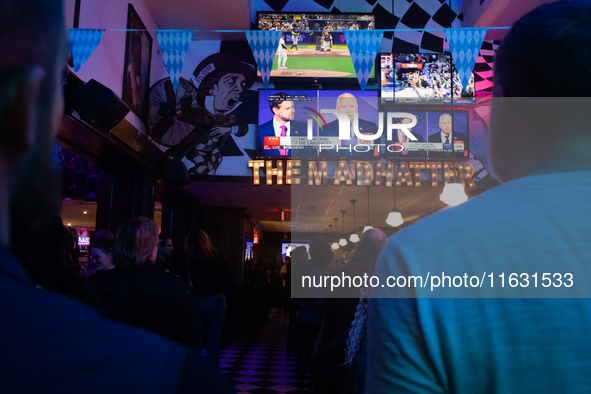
[282,243,309,263]
[257,89,380,158]
[257,89,318,158]
[378,107,470,160]
[316,90,381,158]
[380,53,475,105]
[255,12,377,84]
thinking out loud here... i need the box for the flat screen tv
[257,89,379,158]
[282,243,309,263]
[255,12,377,84]
[316,90,381,158]
[257,89,318,158]
[380,53,475,105]
[376,107,470,160]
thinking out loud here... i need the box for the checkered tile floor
[220,309,310,393]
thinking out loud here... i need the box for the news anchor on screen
[258,92,307,156]
[427,113,468,157]
[324,93,380,157]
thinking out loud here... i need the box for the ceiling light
[386,180,404,227]
[349,199,359,243]
[386,211,404,227]
[440,183,468,206]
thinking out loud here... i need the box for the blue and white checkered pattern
[343,30,384,91]
[244,30,282,89]
[156,30,193,92]
[445,28,487,91]
[69,28,105,72]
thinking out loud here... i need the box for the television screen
[380,53,475,105]
[379,108,470,160]
[282,243,309,263]
[256,12,376,83]
[316,90,381,158]
[257,89,318,157]
[257,90,380,158]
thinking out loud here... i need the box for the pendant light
[440,162,468,206]
[363,186,373,232]
[386,183,404,227]
[349,199,359,243]
[339,210,347,246]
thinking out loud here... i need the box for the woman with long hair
[296,238,335,373]
[88,217,199,347]
[185,228,233,367]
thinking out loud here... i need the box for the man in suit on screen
[258,93,307,156]
[325,93,380,157]
[427,113,468,157]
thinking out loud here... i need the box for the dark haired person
[156,233,173,272]
[0,0,232,391]
[258,92,307,155]
[309,229,387,393]
[89,237,115,272]
[12,214,100,309]
[296,238,335,372]
[185,229,233,367]
[367,2,591,393]
[88,217,199,348]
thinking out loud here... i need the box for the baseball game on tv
[256,12,376,83]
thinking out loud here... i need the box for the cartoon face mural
[147,52,255,176]
[208,73,247,113]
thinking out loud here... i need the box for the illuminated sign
[78,236,90,245]
[248,160,475,188]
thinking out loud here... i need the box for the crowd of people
[279,230,388,393]
[3,0,591,392]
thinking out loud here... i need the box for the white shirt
[273,117,290,137]
[277,38,286,52]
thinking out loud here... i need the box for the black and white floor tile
[220,309,310,394]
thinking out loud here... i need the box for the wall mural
[139,0,500,182]
[147,44,258,176]
[249,0,499,185]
